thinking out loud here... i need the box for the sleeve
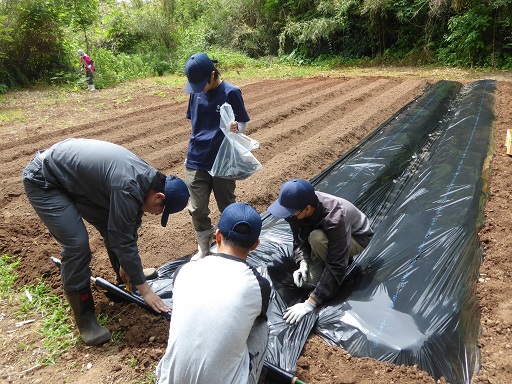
[349,205,374,247]
[251,266,271,320]
[186,95,192,120]
[237,121,247,132]
[310,219,351,305]
[228,89,250,123]
[108,189,146,286]
[290,222,312,264]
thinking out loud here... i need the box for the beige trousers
[305,229,365,286]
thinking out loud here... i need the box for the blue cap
[268,179,317,218]
[184,53,216,94]
[217,203,262,248]
[161,176,190,227]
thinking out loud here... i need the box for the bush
[1,0,70,86]
[88,48,154,88]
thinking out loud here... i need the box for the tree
[61,0,100,53]
[2,0,67,85]
[441,4,493,67]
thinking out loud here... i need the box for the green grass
[1,254,79,365]
[41,90,70,106]
[0,108,25,123]
[134,373,156,384]
[0,254,19,295]
[128,354,138,367]
[113,96,132,104]
[153,77,184,88]
[16,280,78,364]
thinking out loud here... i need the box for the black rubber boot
[66,287,111,346]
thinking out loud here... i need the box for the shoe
[143,267,158,280]
[66,286,111,346]
[190,226,214,261]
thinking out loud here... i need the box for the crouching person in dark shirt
[268,178,374,324]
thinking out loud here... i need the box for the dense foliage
[0,0,511,91]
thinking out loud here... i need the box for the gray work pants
[184,168,236,232]
[22,155,119,292]
[305,229,366,286]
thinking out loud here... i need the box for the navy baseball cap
[268,179,318,218]
[217,203,262,248]
[184,53,217,94]
[161,176,190,227]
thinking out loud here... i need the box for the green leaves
[1,0,511,90]
[0,254,19,295]
[440,5,493,66]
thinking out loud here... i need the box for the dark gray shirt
[289,191,373,304]
[40,138,157,285]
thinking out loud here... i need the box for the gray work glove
[283,300,315,324]
[292,260,309,287]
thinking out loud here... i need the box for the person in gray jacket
[22,138,190,346]
[268,178,373,324]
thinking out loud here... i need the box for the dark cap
[217,203,262,248]
[268,179,317,218]
[184,52,217,94]
[161,176,190,227]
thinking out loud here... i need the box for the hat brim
[267,200,297,218]
[185,78,209,94]
[161,210,171,227]
[161,194,189,227]
[161,176,190,227]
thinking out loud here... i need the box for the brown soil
[1,71,511,384]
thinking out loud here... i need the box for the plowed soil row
[1,75,511,384]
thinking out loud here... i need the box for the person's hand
[87,64,92,69]
[136,281,170,313]
[293,260,309,287]
[229,121,239,133]
[283,300,315,324]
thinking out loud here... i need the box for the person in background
[22,138,190,346]
[77,49,96,91]
[268,178,374,324]
[183,52,250,260]
[156,202,270,384]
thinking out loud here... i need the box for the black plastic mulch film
[133,80,496,384]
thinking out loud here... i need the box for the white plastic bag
[209,103,262,180]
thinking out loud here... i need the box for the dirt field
[1,71,511,384]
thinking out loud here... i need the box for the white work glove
[283,300,315,324]
[292,260,309,287]
[87,64,92,69]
